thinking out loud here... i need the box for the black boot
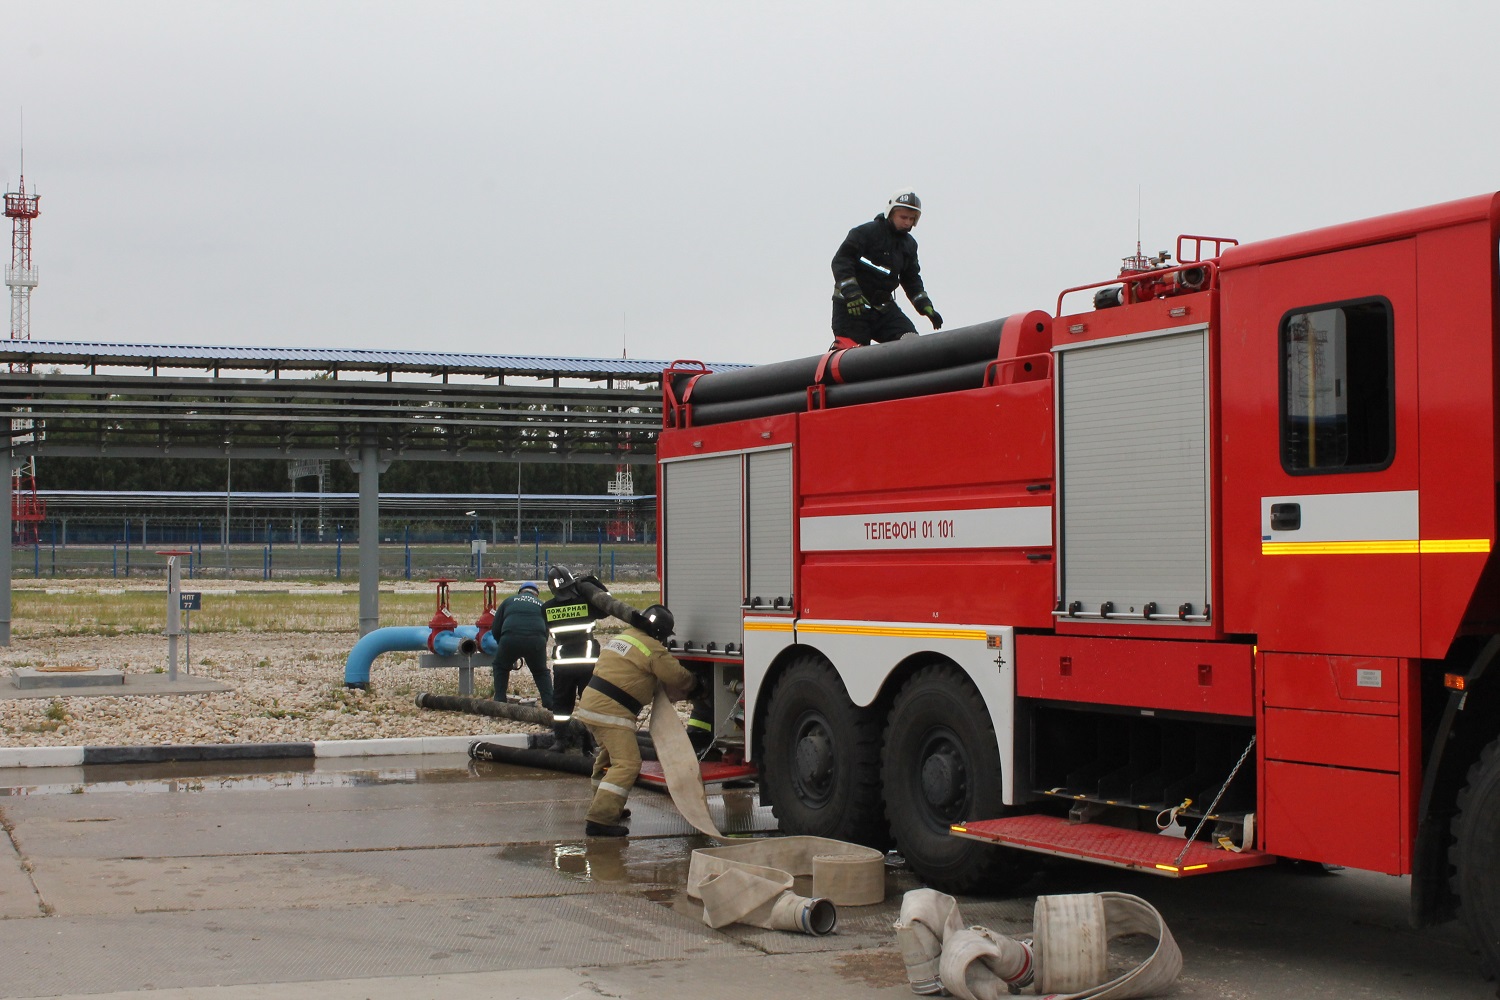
[585,820,629,837]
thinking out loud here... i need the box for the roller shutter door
[663,455,744,650]
[1058,327,1211,621]
[747,448,793,607]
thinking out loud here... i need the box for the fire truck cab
[656,192,1500,970]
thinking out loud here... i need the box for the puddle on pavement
[0,761,488,797]
[502,836,694,891]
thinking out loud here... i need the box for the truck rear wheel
[762,655,886,846]
[1451,735,1500,977]
[883,664,1036,894]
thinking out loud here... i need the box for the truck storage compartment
[1018,634,1253,716]
[1026,704,1256,824]
[1257,653,1418,873]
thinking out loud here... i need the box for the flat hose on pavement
[645,686,886,935]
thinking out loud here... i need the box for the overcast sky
[1,1,1496,367]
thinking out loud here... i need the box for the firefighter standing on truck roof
[489,582,553,709]
[830,188,944,349]
[572,604,699,838]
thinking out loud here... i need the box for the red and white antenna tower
[5,135,45,539]
[4,161,39,341]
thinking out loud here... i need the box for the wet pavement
[0,752,1493,1000]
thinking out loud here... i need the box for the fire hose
[645,684,885,935]
[894,887,1182,999]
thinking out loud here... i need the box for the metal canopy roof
[0,339,745,382]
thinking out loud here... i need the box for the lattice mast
[4,168,38,341]
[5,153,45,537]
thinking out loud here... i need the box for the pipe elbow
[343,626,434,686]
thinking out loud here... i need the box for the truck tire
[761,654,886,846]
[882,664,1036,894]
[1451,734,1500,977]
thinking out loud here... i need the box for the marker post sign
[157,551,194,681]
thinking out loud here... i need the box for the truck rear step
[951,814,1276,877]
[637,759,757,788]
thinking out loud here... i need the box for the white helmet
[886,189,922,216]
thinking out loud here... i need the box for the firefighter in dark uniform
[572,605,699,837]
[830,189,944,349]
[489,582,553,709]
[541,589,606,754]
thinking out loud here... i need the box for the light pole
[466,510,480,575]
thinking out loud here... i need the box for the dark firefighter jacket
[491,591,547,641]
[831,213,928,309]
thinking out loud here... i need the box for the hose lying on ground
[469,740,595,776]
[894,887,1182,999]
[415,692,592,746]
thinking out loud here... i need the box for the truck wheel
[762,655,886,846]
[1451,735,1500,977]
[883,664,1036,894]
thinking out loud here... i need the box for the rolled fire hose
[895,887,1182,999]
[646,686,886,935]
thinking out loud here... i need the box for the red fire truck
[656,191,1500,970]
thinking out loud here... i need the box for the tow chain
[1173,735,1256,867]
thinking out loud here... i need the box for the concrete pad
[9,956,920,1000]
[0,672,233,700]
[0,834,43,918]
[4,764,775,860]
[0,893,749,997]
[30,844,628,916]
[13,667,123,689]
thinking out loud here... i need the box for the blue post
[336,525,343,579]
[112,544,117,578]
[123,518,130,578]
[404,525,411,580]
[32,535,39,577]
[610,549,616,582]
[534,529,540,578]
[597,526,603,577]
[50,522,56,577]
[265,523,273,580]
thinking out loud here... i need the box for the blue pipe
[343,626,433,688]
[432,626,479,657]
[343,625,497,687]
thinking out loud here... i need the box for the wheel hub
[921,744,967,813]
[794,727,834,800]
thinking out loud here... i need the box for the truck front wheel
[883,664,1036,894]
[1451,735,1500,977]
[762,655,886,846]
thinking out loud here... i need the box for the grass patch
[10,584,662,638]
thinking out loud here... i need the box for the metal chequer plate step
[950,814,1277,876]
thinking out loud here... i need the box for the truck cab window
[1280,298,1393,473]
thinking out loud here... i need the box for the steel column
[0,453,11,646]
[356,437,382,636]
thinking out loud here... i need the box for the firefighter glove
[838,279,870,316]
[913,293,943,330]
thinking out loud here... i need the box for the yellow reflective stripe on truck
[1262,538,1491,556]
[796,622,988,641]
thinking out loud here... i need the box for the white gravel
[0,581,651,749]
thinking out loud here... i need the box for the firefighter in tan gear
[572,604,698,837]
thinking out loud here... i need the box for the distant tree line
[36,457,628,496]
